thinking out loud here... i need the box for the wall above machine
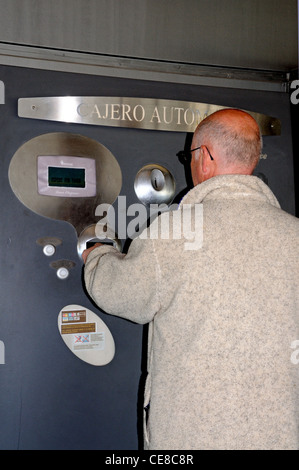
[0,0,296,73]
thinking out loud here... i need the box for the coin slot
[151,169,165,191]
[134,164,176,206]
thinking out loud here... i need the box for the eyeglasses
[176,146,214,163]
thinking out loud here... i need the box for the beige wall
[0,0,297,72]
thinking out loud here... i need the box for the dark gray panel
[0,64,295,450]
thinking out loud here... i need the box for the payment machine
[0,63,295,449]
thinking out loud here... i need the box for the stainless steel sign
[18,96,281,135]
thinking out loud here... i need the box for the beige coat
[84,175,299,450]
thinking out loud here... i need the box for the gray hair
[196,117,262,169]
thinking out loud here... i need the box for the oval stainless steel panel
[8,132,122,235]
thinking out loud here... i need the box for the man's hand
[82,243,103,264]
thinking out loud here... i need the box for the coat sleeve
[84,235,161,324]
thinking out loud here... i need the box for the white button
[56,267,69,280]
[43,244,56,256]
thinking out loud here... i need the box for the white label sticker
[72,332,105,351]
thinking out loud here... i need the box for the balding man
[83,109,299,450]
[190,109,261,184]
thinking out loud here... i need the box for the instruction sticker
[61,309,86,323]
[72,332,105,351]
[61,323,96,335]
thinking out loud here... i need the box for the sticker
[58,304,115,366]
[61,309,86,323]
[72,332,105,351]
[61,323,96,335]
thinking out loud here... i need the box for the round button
[43,244,56,256]
[56,267,69,280]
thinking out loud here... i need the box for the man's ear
[191,147,202,186]
[201,146,215,180]
[201,147,210,175]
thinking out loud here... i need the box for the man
[83,109,299,450]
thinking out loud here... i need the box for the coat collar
[179,175,281,209]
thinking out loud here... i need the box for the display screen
[48,167,86,188]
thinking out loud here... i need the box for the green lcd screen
[48,167,85,188]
